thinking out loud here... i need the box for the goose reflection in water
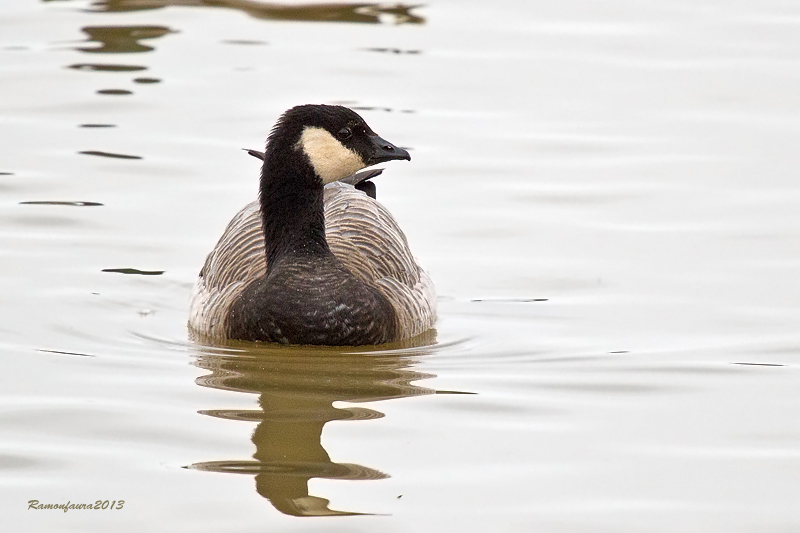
[189,331,458,517]
[87,0,425,25]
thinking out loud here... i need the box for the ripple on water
[0,454,42,471]
[101,268,165,276]
[19,201,103,207]
[363,47,421,55]
[68,63,147,72]
[78,150,141,159]
[199,406,384,422]
[96,89,133,95]
[221,39,268,46]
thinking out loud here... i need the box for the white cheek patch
[297,126,366,184]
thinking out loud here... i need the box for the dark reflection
[364,47,421,54]
[20,201,103,206]
[37,348,95,357]
[133,77,160,84]
[88,1,424,24]
[79,124,117,128]
[79,150,141,159]
[102,268,164,275]
[351,105,394,113]
[330,103,415,114]
[471,298,549,303]
[68,63,147,72]
[190,332,442,516]
[97,89,133,95]
[77,26,175,54]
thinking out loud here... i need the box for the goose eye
[337,127,352,140]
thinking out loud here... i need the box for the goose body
[189,105,436,346]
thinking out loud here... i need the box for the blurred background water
[1,0,799,531]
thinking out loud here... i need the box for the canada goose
[189,104,436,346]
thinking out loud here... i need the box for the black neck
[259,144,330,268]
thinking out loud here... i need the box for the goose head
[265,104,411,184]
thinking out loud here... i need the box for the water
[2,0,799,531]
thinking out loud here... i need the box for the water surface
[2,0,799,531]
